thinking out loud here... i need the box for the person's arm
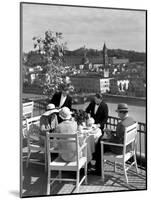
[68,96,72,110]
[100,103,108,129]
[40,117,51,132]
[40,124,51,131]
[113,123,125,143]
[50,92,57,105]
[85,101,92,114]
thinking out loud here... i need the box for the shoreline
[72,93,146,107]
[22,92,146,107]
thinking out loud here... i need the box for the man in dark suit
[50,83,72,123]
[50,83,72,110]
[94,103,135,176]
[107,103,136,154]
[85,93,108,133]
[85,93,108,175]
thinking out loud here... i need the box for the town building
[109,57,129,65]
[70,74,110,94]
[109,78,119,94]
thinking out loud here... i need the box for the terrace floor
[21,146,146,197]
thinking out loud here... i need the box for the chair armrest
[79,142,87,152]
[100,141,123,147]
[50,146,59,153]
[78,134,87,146]
[40,135,46,140]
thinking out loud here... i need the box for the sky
[22,3,146,53]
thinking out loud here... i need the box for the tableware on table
[91,124,98,130]
[86,117,95,127]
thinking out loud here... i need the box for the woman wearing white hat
[40,103,59,136]
[54,107,78,162]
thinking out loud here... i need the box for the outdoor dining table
[79,125,102,162]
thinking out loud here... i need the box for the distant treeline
[64,48,146,63]
[23,47,146,67]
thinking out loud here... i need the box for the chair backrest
[26,116,41,142]
[46,132,82,165]
[124,122,138,147]
[26,116,41,130]
[23,101,34,118]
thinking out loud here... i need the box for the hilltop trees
[65,48,146,63]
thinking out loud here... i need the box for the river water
[73,101,146,154]
[73,101,146,123]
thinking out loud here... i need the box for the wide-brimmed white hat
[43,104,59,116]
[59,107,72,120]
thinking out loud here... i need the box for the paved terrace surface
[21,146,146,197]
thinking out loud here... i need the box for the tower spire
[102,42,108,66]
[102,42,109,78]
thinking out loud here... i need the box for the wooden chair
[23,101,34,118]
[26,116,47,171]
[46,132,88,195]
[22,101,34,137]
[101,122,138,183]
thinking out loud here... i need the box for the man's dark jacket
[86,100,108,130]
[110,116,136,154]
[50,92,72,109]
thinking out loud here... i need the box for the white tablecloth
[80,127,102,162]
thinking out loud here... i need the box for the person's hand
[104,128,111,134]
[96,124,100,128]
[87,113,91,119]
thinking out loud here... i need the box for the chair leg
[101,143,104,180]
[58,171,62,183]
[84,163,88,184]
[76,170,80,193]
[134,153,139,173]
[47,169,51,195]
[44,151,47,172]
[123,163,128,184]
[114,161,116,172]
[26,149,31,168]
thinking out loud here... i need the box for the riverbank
[72,93,146,107]
[103,94,146,107]
[23,90,146,107]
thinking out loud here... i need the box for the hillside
[23,47,146,67]
[64,48,146,63]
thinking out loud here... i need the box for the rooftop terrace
[21,97,146,197]
[21,146,146,197]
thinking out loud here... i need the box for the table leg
[101,142,104,180]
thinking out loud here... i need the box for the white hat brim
[43,109,59,116]
[59,111,72,120]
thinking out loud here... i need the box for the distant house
[128,78,146,97]
[117,79,129,91]
[109,57,129,65]
[109,78,119,94]
[24,65,43,84]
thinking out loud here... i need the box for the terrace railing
[25,99,146,170]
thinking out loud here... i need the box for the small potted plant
[73,109,89,129]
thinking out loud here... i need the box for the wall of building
[70,76,100,93]
[70,76,111,94]
[100,78,110,93]
[109,57,129,65]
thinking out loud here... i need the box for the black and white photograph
[20,2,147,198]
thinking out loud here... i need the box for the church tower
[102,43,109,77]
[81,46,89,70]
